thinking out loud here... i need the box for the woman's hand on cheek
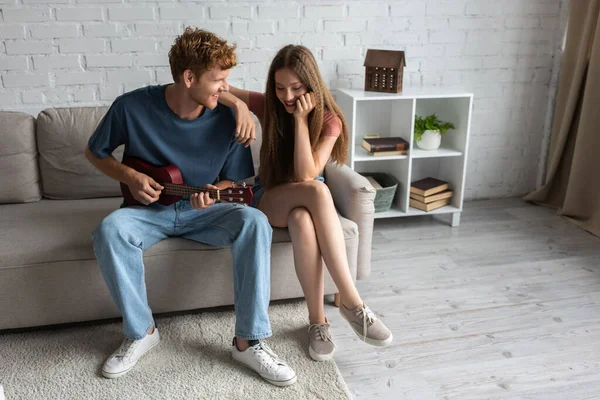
[293,92,316,119]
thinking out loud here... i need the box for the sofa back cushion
[36,107,124,199]
[0,111,42,204]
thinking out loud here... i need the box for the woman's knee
[303,179,333,204]
[288,207,313,230]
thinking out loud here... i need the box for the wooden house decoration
[363,49,406,93]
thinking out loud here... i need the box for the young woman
[218,45,392,361]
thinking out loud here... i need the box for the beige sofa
[0,107,376,331]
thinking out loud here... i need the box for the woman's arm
[293,93,339,181]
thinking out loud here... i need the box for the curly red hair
[168,27,237,81]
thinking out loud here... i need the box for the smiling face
[186,66,230,109]
[274,68,308,113]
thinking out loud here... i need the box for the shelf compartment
[414,97,470,156]
[354,159,410,213]
[408,157,465,218]
[353,98,413,147]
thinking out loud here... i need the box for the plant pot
[416,129,441,150]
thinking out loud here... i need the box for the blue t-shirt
[87,85,254,187]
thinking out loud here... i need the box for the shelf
[374,205,461,219]
[407,205,461,216]
[354,145,408,162]
[355,145,462,161]
[338,87,473,101]
[411,147,463,158]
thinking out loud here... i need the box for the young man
[85,27,296,387]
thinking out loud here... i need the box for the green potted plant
[414,114,455,150]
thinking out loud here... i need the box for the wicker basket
[362,173,398,213]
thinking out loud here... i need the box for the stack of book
[409,177,453,211]
[361,136,409,156]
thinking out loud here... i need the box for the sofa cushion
[0,111,42,204]
[36,107,124,199]
[0,198,358,267]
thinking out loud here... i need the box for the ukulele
[120,156,253,207]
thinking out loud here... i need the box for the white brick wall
[0,0,567,199]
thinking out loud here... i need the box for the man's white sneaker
[102,328,160,379]
[231,339,297,387]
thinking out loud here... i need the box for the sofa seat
[0,196,360,330]
[0,197,359,268]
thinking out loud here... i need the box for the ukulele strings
[162,183,248,198]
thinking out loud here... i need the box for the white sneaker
[231,339,297,387]
[102,328,160,379]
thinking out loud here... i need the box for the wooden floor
[325,198,600,400]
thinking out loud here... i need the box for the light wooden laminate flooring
[325,197,600,400]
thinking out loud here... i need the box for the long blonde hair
[259,45,348,188]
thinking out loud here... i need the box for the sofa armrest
[324,163,375,280]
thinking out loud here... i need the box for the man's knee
[92,212,132,246]
[237,206,271,233]
[93,215,114,243]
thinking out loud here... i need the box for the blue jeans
[91,200,273,341]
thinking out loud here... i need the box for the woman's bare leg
[287,207,326,325]
[257,180,362,309]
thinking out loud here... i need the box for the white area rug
[0,300,350,400]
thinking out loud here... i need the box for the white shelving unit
[336,88,473,227]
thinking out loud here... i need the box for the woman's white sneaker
[102,328,160,379]
[231,339,297,387]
